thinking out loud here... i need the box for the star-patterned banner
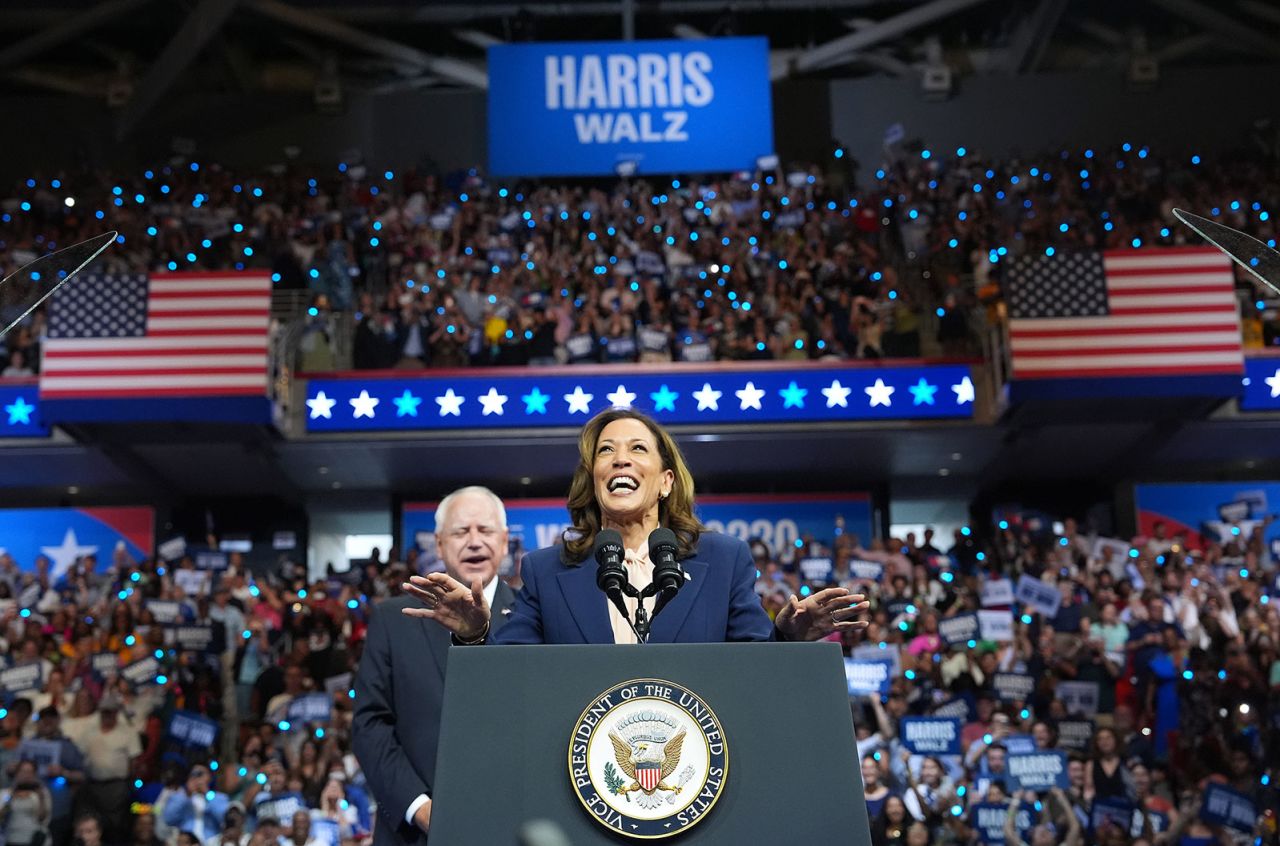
[0,384,49,438]
[302,364,978,433]
[1240,357,1280,411]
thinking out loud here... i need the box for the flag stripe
[40,271,271,400]
[42,374,268,390]
[1014,363,1244,379]
[43,356,268,371]
[1014,351,1243,369]
[1013,344,1242,359]
[1011,331,1242,351]
[1007,248,1242,379]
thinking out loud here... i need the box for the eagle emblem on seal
[608,727,686,797]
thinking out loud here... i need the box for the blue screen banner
[402,493,874,568]
[487,37,773,177]
[306,364,976,433]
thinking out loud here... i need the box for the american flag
[1007,248,1242,379]
[40,271,271,398]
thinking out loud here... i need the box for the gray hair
[434,486,508,533]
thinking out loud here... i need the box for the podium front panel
[429,642,870,844]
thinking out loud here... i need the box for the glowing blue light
[1131,238,1142,248]
[1183,670,1193,680]
[834,148,844,158]
[1045,247,1055,257]
[1021,614,1033,624]
[1218,670,1227,680]
[135,780,144,789]
[156,675,168,684]
[347,599,359,609]
[256,773,268,785]
[20,609,30,618]
[278,721,291,731]
[976,552,986,561]
[921,149,931,159]
[799,585,811,597]
[905,670,916,680]
[1191,155,1201,165]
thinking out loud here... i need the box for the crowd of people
[3,140,1279,379]
[0,505,1274,845]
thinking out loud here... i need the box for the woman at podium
[402,409,868,644]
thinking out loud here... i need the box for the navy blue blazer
[492,531,775,644]
[353,582,515,846]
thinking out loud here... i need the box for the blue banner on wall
[0,384,49,437]
[1135,481,1280,554]
[0,507,153,579]
[402,493,874,565]
[487,37,773,177]
[306,364,976,433]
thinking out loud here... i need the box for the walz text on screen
[487,38,774,177]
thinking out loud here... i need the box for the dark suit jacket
[353,581,515,846]
[492,532,775,644]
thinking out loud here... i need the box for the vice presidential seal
[568,678,727,839]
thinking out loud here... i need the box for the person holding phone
[1,759,52,846]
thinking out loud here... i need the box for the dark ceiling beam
[1148,0,1280,59]
[1005,0,1070,74]
[246,0,488,89]
[775,0,999,80]
[0,0,152,70]
[114,0,243,139]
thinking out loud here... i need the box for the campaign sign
[938,612,981,647]
[255,793,307,825]
[977,610,1014,642]
[1015,575,1062,618]
[932,696,974,722]
[981,578,1015,607]
[1056,719,1095,752]
[168,710,219,747]
[843,658,893,697]
[798,557,833,582]
[287,693,332,725]
[991,673,1035,702]
[1056,681,1100,716]
[900,717,962,755]
[195,550,229,570]
[1200,782,1256,834]
[311,818,341,846]
[323,673,353,700]
[972,802,1033,845]
[174,569,211,596]
[848,559,885,581]
[1092,797,1135,833]
[487,37,772,176]
[121,656,161,687]
[172,625,215,653]
[91,652,119,678]
[1006,750,1069,791]
[16,739,61,776]
[1003,734,1036,755]
[0,661,43,695]
[145,599,183,624]
[851,644,902,679]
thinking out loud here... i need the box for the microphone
[593,529,631,622]
[647,527,684,619]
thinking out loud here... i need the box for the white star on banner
[564,386,594,414]
[1267,368,1280,398]
[865,379,894,408]
[952,376,975,405]
[735,381,765,411]
[42,528,98,581]
[692,382,722,411]
[605,384,637,408]
[821,379,851,408]
[435,389,465,417]
[350,390,379,419]
[478,388,508,416]
[307,391,336,419]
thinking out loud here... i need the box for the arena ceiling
[0,0,1275,137]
